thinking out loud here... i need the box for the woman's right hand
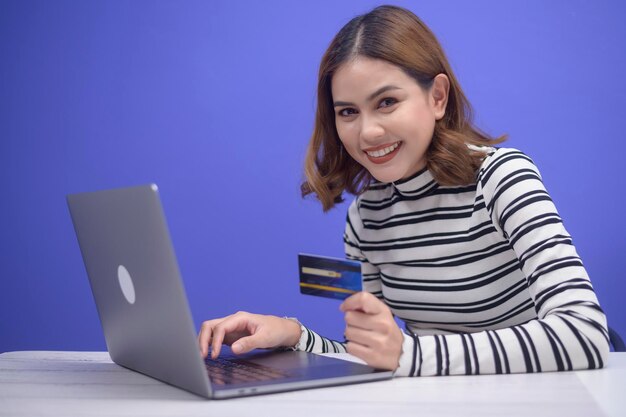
[197,311,302,359]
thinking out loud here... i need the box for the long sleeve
[343,147,609,376]
[393,149,609,376]
[293,325,347,354]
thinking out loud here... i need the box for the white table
[1,351,624,417]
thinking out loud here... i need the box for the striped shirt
[296,147,609,376]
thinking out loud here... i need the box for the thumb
[231,334,262,354]
[341,291,383,314]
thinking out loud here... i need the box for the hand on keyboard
[198,311,302,359]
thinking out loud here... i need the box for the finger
[210,325,226,359]
[343,310,371,329]
[348,341,397,371]
[339,292,362,312]
[344,310,390,334]
[340,291,384,314]
[231,334,263,355]
[346,341,373,364]
[198,328,209,359]
[210,315,250,359]
[344,325,373,348]
[198,319,222,358]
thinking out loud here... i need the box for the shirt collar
[392,167,438,197]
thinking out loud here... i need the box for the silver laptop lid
[67,184,212,398]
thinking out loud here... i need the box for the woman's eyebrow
[367,85,401,101]
[333,85,401,107]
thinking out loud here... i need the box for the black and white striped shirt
[296,147,609,376]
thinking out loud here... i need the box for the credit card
[298,253,362,300]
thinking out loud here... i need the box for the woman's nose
[359,114,385,143]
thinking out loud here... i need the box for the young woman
[198,5,609,376]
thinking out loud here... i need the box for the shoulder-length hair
[301,5,506,211]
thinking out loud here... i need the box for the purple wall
[1,0,625,353]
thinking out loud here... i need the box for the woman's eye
[379,97,397,108]
[338,108,357,117]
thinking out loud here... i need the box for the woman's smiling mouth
[364,141,402,164]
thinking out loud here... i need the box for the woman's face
[331,57,448,183]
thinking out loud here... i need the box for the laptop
[66,184,393,399]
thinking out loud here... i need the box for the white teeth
[366,142,399,158]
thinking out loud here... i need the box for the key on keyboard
[205,356,291,385]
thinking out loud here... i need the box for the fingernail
[232,343,241,353]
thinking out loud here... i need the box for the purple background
[1,0,625,353]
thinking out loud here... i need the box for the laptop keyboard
[205,356,291,385]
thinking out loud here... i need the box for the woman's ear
[430,74,449,120]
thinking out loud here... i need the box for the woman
[198,5,609,376]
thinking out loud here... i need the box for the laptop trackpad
[229,348,379,377]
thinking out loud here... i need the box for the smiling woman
[331,58,444,184]
[197,4,609,376]
[301,5,506,212]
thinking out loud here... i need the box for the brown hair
[301,5,506,211]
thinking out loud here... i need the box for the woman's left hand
[340,291,403,371]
